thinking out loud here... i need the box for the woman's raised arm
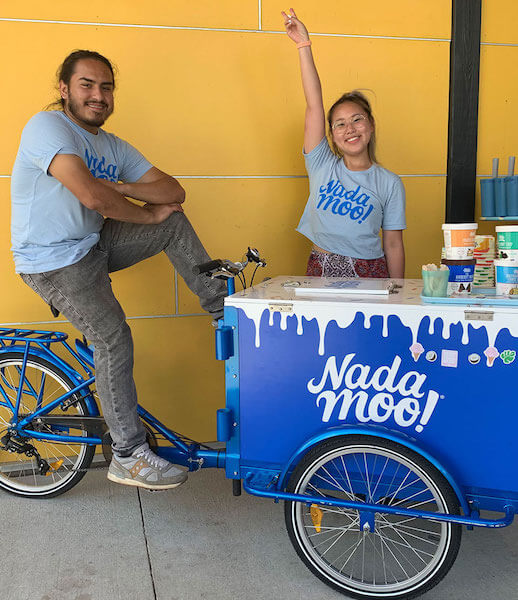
[282,9,326,153]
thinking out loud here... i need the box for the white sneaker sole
[107,471,187,490]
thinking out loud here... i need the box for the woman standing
[282,8,406,279]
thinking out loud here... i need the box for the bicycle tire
[284,435,461,600]
[0,352,96,498]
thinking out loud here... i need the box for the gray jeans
[21,212,227,456]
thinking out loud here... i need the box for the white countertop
[226,277,518,315]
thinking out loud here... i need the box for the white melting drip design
[233,299,518,435]
[241,303,515,357]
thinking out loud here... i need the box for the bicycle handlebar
[192,259,225,276]
[192,248,266,284]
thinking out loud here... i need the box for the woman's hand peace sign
[281,8,310,44]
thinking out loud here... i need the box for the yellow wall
[1,1,458,438]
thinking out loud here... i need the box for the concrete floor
[1,467,518,600]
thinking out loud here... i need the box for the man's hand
[104,167,185,205]
[143,202,184,224]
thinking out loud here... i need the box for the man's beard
[66,94,113,128]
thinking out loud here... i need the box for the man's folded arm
[48,154,180,224]
[102,166,186,205]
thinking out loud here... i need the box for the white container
[442,223,478,259]
[495,259,518,295]
[496,226,518,251]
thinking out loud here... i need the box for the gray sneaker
[107,444,188,490]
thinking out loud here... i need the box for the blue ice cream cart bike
[1,251,517,600]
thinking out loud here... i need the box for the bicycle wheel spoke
[376,515,434,562]
[338,534,364,574]
[367,528,401,585]
[363,452,374,503]
[305,524,360,536]
[352,452,370,498]
[319,528,350,555]
[375,529,412,579]
[371,456,390,501]
[317,464,355,499]
[339,454,357,500]
[378,520,441,542]
[306,482,357,521]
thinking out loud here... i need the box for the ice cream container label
[474,235,495,252]
[496,226,518,250]
[444,247,475,260]
[442,224,477,259]
[495,262,518,283]
[447,281,472,294]
[446,264,475,282]
[498,249,518,260]
[495,259,518,295]
[441,259,475,282]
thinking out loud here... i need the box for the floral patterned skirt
[305,250,389,278]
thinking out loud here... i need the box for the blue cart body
[220,277,518,516]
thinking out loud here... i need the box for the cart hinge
[464,310,493,321]
[268,303,293,313]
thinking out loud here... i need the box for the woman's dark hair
[327,90,377,164]
[46,50,116,110]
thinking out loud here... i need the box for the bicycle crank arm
[30,416,108,438]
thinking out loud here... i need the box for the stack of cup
[441,223,478,294]
[480,157,517,218]
[473,235,495,288]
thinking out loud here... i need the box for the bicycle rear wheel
[284,436,461,600]
[0,352,95,498]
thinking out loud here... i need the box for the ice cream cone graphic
[484,346,499,367]
[409,342,424,362]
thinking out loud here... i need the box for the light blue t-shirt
[297,138,406,259]
[11,111,152,274]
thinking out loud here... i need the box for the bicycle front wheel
[0,352,95,498]
[284,436,461,600]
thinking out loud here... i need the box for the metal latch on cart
[464,310,494,322]
[268,303,293,313]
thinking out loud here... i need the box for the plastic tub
[442,223,478,259]
[441,258,476,294]
[494,259,518,295]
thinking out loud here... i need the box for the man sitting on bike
[10,50,226,490]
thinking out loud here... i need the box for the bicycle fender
[0,345,99,416]
[277,423,470,517]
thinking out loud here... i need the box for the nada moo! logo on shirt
[318,179,374,224]
[84,149,119,182]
